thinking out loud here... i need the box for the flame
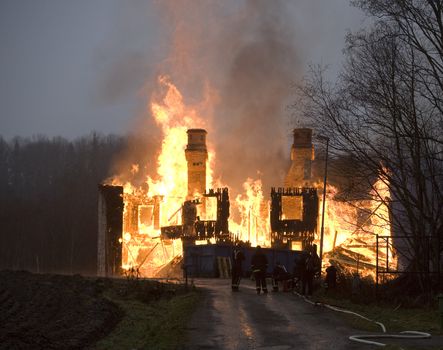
[116,76,271,277]
[110,75,395,279]
[319,184,357,253]
[147,76,206,200]
[121,76,211,276]
[321,175,395,279]
[230,178,270,247]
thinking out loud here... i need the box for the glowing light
[320,175,395,279]
[109,75,395,279]
[232,178,270,247]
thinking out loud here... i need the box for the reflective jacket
[232,249,245,269]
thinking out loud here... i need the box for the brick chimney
[284,128,315,188]
[185,129,208,198]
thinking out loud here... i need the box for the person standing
[231,243,245,291]
[325,263,337,293]
[272,262,290,292]
[251,246,268,294]
[293,252,307,292]
[302,245,320,296]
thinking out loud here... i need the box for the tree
[296,1,443,296]
[0,133,125,274]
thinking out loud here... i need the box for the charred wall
[270,187,318,248]
[97,185,123,277]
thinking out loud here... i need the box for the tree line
[0,133,125,274]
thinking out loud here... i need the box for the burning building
[269,128,318,250]
[97,128,230,277]
[284,128,315,188]
[269,127,396,277]
[97,185,123,277]
[97,77,395,280]
[185,129,208,199]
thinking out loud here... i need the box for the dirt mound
[0,270,122,350]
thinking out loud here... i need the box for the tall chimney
[284,128,314,187]
[185,129,208,198]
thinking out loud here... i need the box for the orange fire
[320,176,395,278]
[114,76,271,277]
[230,178,270,247]
[119,76,209,276]
[110,76,395,278]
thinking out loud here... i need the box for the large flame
[321,176,394,279]
[148,76,206,200]
[120,76,209,276]
[230,178,270,247]
[115,76,270,277]
[111,76,394,279]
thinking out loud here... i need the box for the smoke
[155,0,300,196]
[213,0,298,193]
[105,0,301,195]
[98,52,151,103]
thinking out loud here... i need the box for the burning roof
[98,78,394,279]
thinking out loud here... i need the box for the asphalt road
[181,279,366,350]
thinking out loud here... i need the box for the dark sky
[0,0,363,139]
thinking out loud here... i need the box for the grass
[93,280,200,350]
[313,288,441,334]
[313,288,443,349]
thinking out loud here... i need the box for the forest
[0,133,125,274]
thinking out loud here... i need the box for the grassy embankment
[313,288,440,334]
[311,284,443,350]
[93,279,200,350]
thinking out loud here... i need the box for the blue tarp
[183,243,302,278]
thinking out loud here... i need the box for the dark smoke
[213,0,298,194]
[106,1,300,195]
[98,52,150,103]
[157,0,300,197]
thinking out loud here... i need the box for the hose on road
[293,292,431,347]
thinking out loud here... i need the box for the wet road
[181,279,364,350]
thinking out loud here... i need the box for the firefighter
[251,245,268,294]
[302,245,321,296]
[293,251,308,292]
[325,263,337,293]
[231,243,245,291]
[272,262,290,291]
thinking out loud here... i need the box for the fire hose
[293,292,431,347]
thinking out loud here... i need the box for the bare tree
[296,1,443,295]
[353,0,443,137]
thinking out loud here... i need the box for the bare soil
[0,270,122,350]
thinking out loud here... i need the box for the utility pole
[318,136,329,269]
[248,208,251,243]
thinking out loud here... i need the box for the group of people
[231,244,268,294]
[231,243,338,296]
[231,244,269,294]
